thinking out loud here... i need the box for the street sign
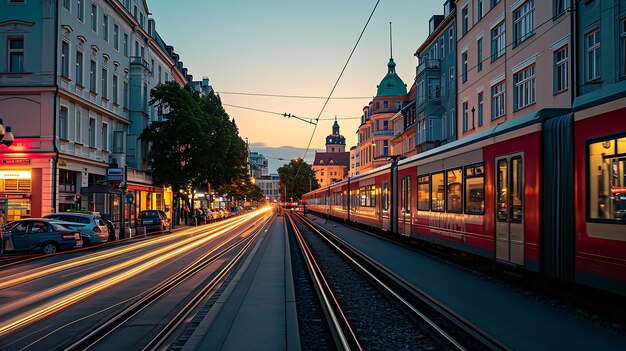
[107,167,124,181]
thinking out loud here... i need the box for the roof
[313,152,350,167]
[376,59,407,97]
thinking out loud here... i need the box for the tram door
[381,181,391,231]
[399,176,412,236]
[495,154,524,265]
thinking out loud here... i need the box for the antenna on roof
[389,22,393,60]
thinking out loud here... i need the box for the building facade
[455,0,572,139]
[314,119,349,187]
[389,82,417,158]
[248,151,268,178]
[256,173,280,203]
[357,58,407,173]
[349,145,360,177]
[415,1,457,153]
[0,0,195,225]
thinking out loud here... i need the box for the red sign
[611,187,626,194]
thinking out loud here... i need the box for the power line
[218,91,371,100]
[222,103,362,121]
[296,0,381,179]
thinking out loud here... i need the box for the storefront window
[465,164,485,214]
[446,168,463,212]
[59,169,77,192]
[418,175,430,210]
[588,136,626,221]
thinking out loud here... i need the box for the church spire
[332,116,340,135]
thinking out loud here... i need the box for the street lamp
[0,119,15,147]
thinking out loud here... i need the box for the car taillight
[93,226,101,233]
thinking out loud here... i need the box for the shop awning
[80,184,121,194]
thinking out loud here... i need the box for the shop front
[0,169,38,221]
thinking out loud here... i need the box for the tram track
[61,212,274,351]
[288,211,508,351]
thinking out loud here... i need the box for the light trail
[0,210,262,290]
[0,208,271,337]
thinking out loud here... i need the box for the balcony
[374,129,394,137]
[416,59,440,77]
[371,107,400,115]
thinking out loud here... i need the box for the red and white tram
[304,108,626,296]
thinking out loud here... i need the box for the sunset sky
[150,0,442,171]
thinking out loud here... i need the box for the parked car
[44,212,109,246]
[137,210,171,233]
[1,219,82,254]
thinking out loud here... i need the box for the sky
[149,0,442,172]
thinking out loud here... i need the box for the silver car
[43,212,109,246]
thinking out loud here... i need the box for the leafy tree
[277,158,318,202]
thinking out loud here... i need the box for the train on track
[304,108,626,296]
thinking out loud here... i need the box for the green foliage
[277,158,318,202]
[140,83,248,194]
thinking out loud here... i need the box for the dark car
[1,219,82,254]
[137,210,171,233]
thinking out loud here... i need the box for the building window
[112,74,118,105]
[431,172,445,211]
[123,81,129,108]
[585,29,601,82]
[77,0,84,21]
[447,168,463,212]
[449,66,454,88]
[619,18,626,77]
[89,117,96,147]
[477,38,483,71]
[63,0,70,11]
[513,65,535,110]
[462,101,469,132]
[491,80,506,119]
[477,92,484,126]
[61,41,69,77]
[8,38,24,73]
[383,100,389,109]
[75,109,82,143]
[554,0,569,17]
[101,66,108,99]
[91,4,97,32]
[101,123,108,151]
[113,25,119,51]
[462,6,469,35]
[59,169,77,193]
[59,106,68,140]
[428,77,440,99]
[465,164,485,214]
[123,33,129,57]
[491,21,505,61]
[75,50,83,85]
[513,0,534,46]
[587,136,626,221]
[442,112,448,139]
[417,80,425,104]
[102,14,108,41]
[554,46,568,93]
[491,0,501,6]
[462,51,468,82]
[478,0,484,21]
[440,36,445,58]
[449,27,454,52]
[89,59,97,92]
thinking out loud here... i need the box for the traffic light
[74,194,81,204]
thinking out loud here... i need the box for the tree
[277,158,318,202]
[141,83,249,208]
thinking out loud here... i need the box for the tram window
[418,175,430,210]
[588,136,626,221]
[359,185,376,207]
[465,164,485,214]
[447,168,463,213]
[497,159,508,221]
[431,172,445,211]
[511,157,523,222]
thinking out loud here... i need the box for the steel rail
[142,213,275,351]
[286,213,362,351]
[294,212,509,351]
[62,214,272,351]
